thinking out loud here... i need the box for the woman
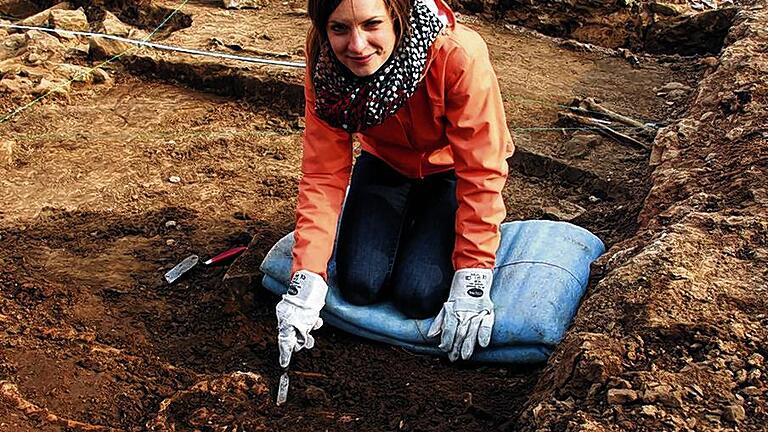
[276,0,513,366]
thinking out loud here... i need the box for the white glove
[276,270,328,368]
[427,268,494,361]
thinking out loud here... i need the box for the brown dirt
[1,0,765,431]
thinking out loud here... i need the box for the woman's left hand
[428,268,495,361]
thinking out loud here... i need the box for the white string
[0,24,306,69]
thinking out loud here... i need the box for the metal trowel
[164,254,200,283]
[276,368,290,406]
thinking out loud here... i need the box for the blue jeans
[336,152,457,319]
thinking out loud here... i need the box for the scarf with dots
[312,0,445,133]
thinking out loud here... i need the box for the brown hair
[306,0,412,72]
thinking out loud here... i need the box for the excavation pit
[1,1,766,431]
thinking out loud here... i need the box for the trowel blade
[276,371,289,406]
[164,254,199,283]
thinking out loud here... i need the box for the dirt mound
[518,5,768,431]
[451,0,738,54]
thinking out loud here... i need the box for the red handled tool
[203,246,247,265]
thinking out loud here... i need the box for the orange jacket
[292,1,514,279]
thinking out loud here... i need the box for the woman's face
[326,0,397,77]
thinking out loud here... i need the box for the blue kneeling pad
[260,220,604,363]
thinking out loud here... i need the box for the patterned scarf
[312,0,445,132]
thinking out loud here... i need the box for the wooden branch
[558,112,650,151]
[581,98,649,129]
[572,97,658,139]
[293,371,328,379]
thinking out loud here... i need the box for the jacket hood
[421,0,454,29]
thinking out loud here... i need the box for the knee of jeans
[337,266,384,306]
[395,288,444,319]
[393,278,447,319]
[391,264,450,319]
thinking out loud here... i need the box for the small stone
[49,9,89,33]
[165,220,177,228]
[659,82,691,92]
[726,127,744,141]
[735,369,748,383]
[588,195,600,203]
[1,35,23,58]
[55,64,91,82]
[305,385,328,404]
[66,43,90,58]
[640,405,658,417]
[665,89,689,100]
[722,404,746,422]
[19,8,54,27]
[91,68,111,84]
[98,11,133,37]
[26,53,43,64]
[686,384,704,398]
[666,415,688,428]
[747,353,764,367]
[32,78,70,97]
[89,37,135,60]
[607,389,638,405]
[558,133,600,159]
[166,239,176,246]
[541,201,586,221]
[701,57,719,68]
[705,414,722,424]
[741,386,762,396]
[748,368,761,382]
[287,8,308,15]
[1,139,13,166]
[608,377,632,389]
[531,402,547,421]
[643,385,683,407]
[677,118,699,137]
[168,176,181,184]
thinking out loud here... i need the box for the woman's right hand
[275,270,328,368]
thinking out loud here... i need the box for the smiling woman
[275,0,515,367]
[325,0,398,76]
[306,0,411,75]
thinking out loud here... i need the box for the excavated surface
[0,0,765,431]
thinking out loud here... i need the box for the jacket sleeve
[443,35,512,270]
[291,70,353,279]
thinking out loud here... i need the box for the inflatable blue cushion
[260,220,604,363]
